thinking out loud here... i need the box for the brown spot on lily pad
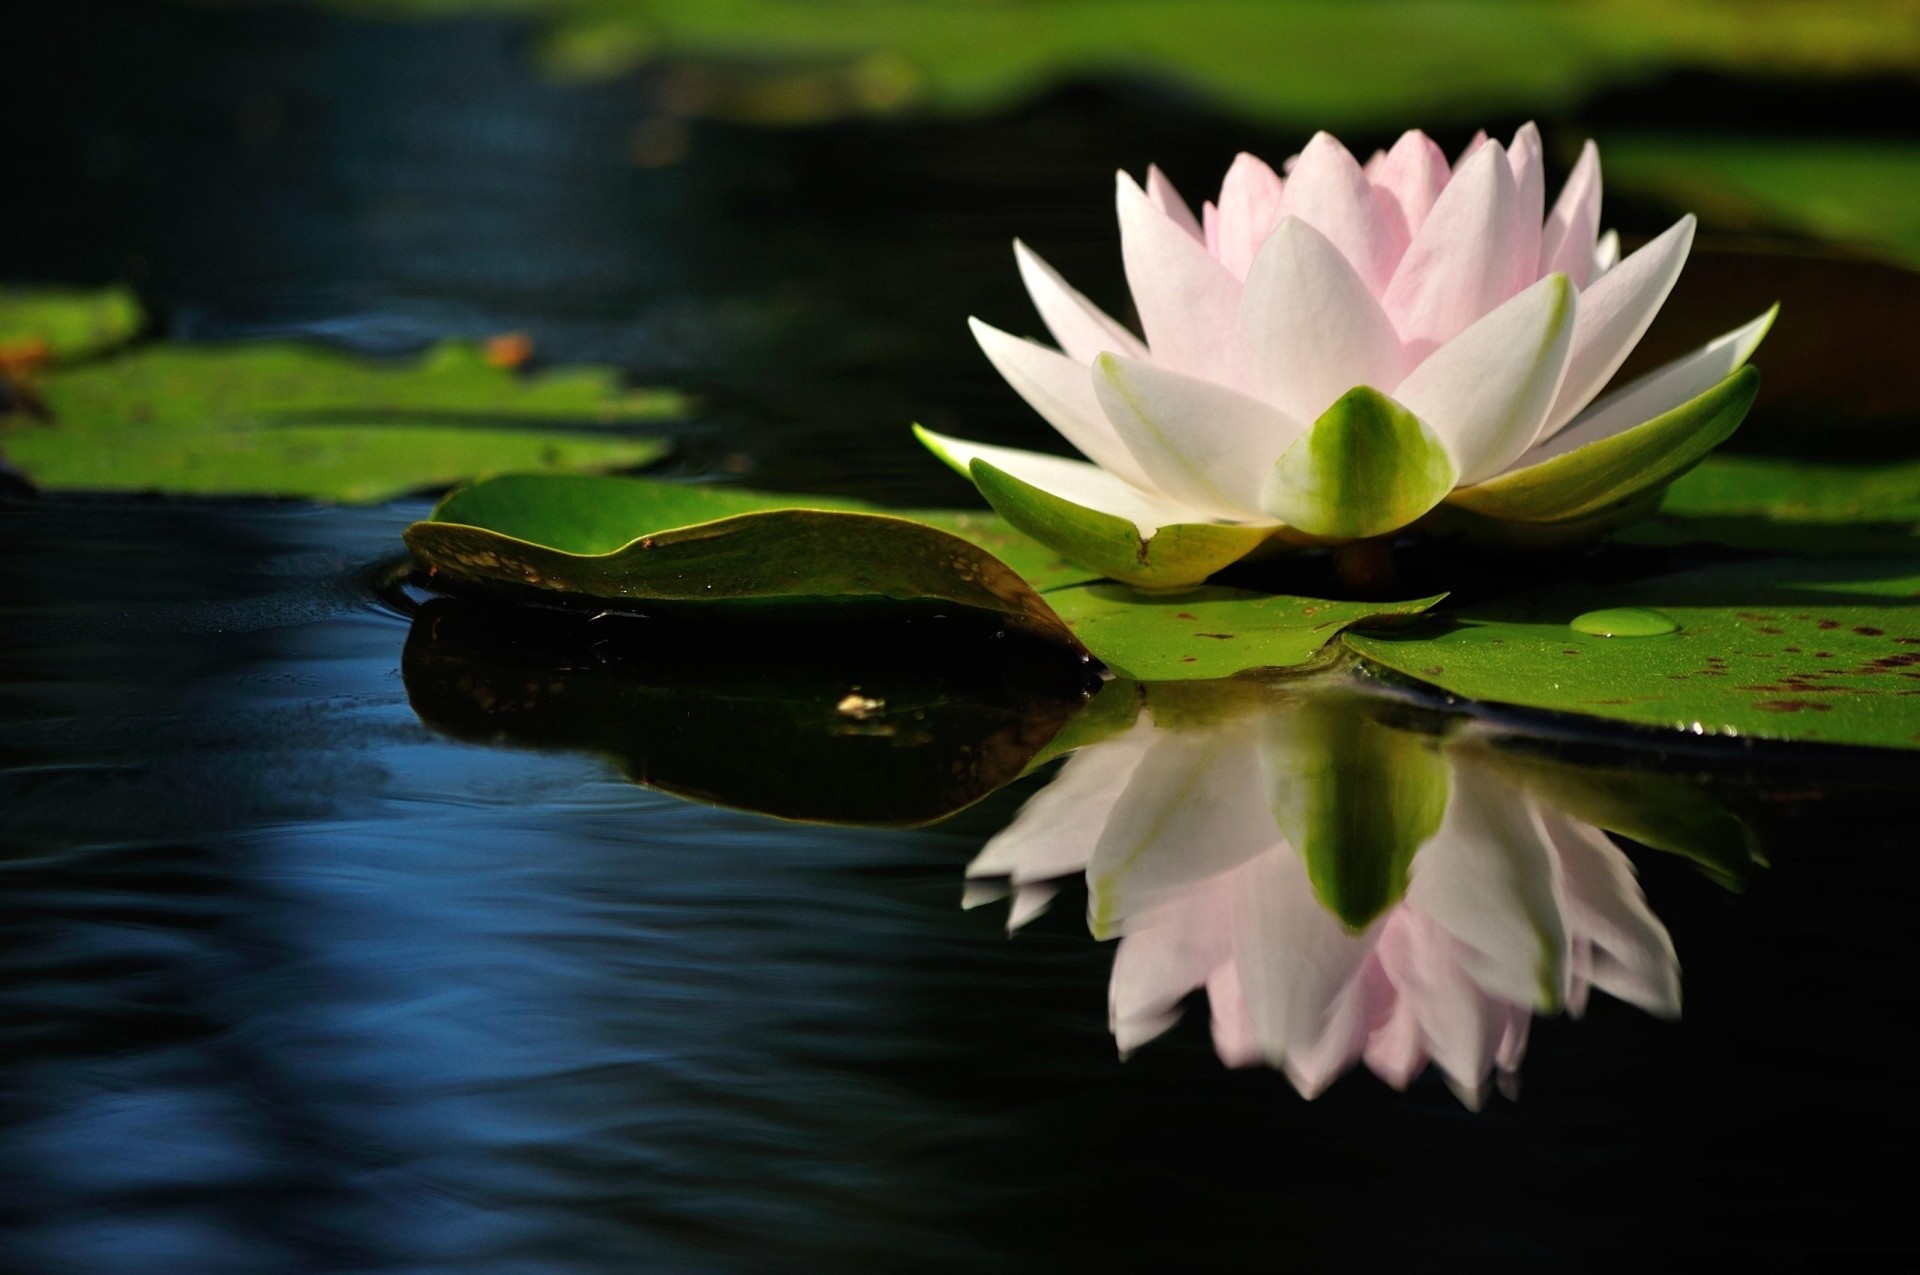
[1754,699,1833,713]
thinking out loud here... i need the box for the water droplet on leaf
[1570,607,1679,638]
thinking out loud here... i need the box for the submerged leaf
[2,341,683,501]
[1344,556,1920,749]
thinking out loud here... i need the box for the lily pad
[1,340,683,501]
[1344,556,1920,749]
[408,472,1093,647]
[410,472,1440,677]
[0,285,142,362]
[1661,454,1920,525]
[1602,135,1920,269]
[1048,582,1444,681]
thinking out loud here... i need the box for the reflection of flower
[919,126,1772,586]
[968,698,1679,1106]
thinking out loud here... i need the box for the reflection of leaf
[403,596,1095,826]
[2,342,682,501]
[0,285,142,361]
[412,473,1443,677]
[1603,136,1920,269]
[1344,557,1920,749]
[1479,745,1762,890]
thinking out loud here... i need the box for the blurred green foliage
[0,289,681,501]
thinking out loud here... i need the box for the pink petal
[1367,129,1450,256]
[1211,152,1286,280]
[1454,128,1489,167]
[1093,352,1303,521]
[1234,216,1405,423]
[1538,215,1696,438]
[1540,140,1602,288]
[1012,239,1148,365]
[1117,170,1244,381]
[1382,141,1525,359]
[1543,813,1682,1019]
[1146,163,1204,241]
[970,316,1159,492]
[967,724,1155,885]
[1505,122,1546,293]
[1275,131,1398,293]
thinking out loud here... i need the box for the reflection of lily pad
[1,338,683,501]
[1344,557,1920,749]
[0,286,142,361]
[404,596,1096,826]
[411,473,1442,677]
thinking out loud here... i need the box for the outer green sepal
[1262,385,1458,540]
[1447,363,1760,524]
[966,458,1273,591]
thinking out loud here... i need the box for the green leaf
[1344,556,1920,749]
[1661,454,1920,525]
[1048,582,1445,681]
[1602,135,1920,269]
[408,472,1089,647]
[1263,386,1457,539]
[1448,365,1759,524]
[1266,696,1450,929]
[2,341,683,501]
[0,285,143,361]
[967,458,1273,591]
[403,595,1094,827]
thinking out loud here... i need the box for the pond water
[6,4,1919,1271]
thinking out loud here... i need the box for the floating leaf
[1050,583,1444,681]
[409,473,1438,676]
[403,596,1095,826]
[1661,454,1920,525]
[1344,556,1920,749]
[2,341,683,501]
[1603,135,1920,269]
[408,472,1093,647]
[0,285,142,362]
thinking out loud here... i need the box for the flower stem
[1332,538,1401,596]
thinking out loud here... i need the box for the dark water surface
[6,4,1920,1271]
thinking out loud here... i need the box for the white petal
[1520,306,1775,466]
[1012,239,1148,364]
[1505,122,1546,292]
[967,724,1156,883]
[1368,129,1450,251]
[1085,716,1283,937]
[1593,229,1621,276]
[1146,163,1204,241]
[1540,140,1602,288]
[1235,216,1406,423]
[1393,273,1575,483]
[1383,141,1525,358]
[1275,131,1398,293]
[970,317,1160,492]
[1543,814,1681,1018]
[1118,171,1245,380]
[915,426,1200,538]
[1539,215,1696,438]
[1211,152,1286,280]
[1093,353,1302,522]
[1404,770,1569,1011]
[1007,883,1059,930]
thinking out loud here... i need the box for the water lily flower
[917,125,1775,589]
[965,688,1681,1105]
